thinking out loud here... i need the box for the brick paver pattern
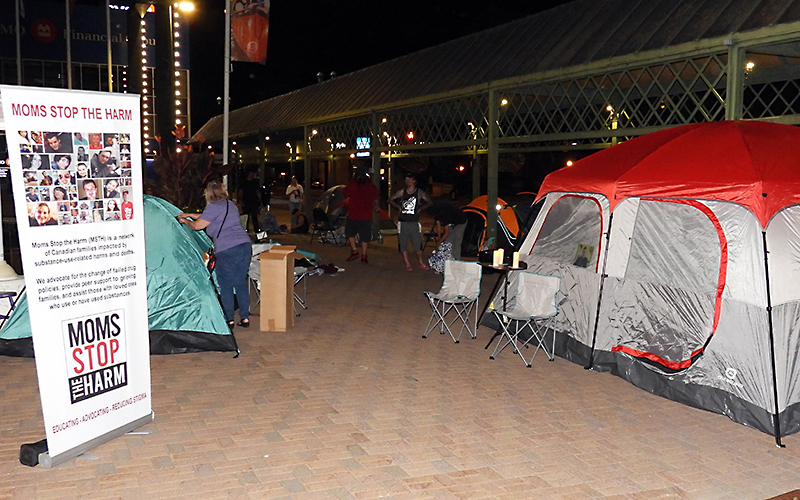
[2,224,799,499]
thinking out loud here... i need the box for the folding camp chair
[249,246,321,315]
[422,260,482,343]
[310,208,338,245]
[489,271,559,367]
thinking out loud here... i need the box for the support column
[127,5,146,171]
[154,2,175,154]
[472,150,481,200]
[303,126,312,217]
[726,43,745,121]
[371,112,381,236]
[126,7,144,95]
[486,89,499,245]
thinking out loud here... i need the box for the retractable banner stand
[0,86,152,468]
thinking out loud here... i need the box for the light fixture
[500,98,508,106]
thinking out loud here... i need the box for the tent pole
[586,212,613,369]
[762,230,785,448]
[512,198,541,253]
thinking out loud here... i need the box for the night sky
[187,0,573,133]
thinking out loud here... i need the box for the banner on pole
[230,0,270,64]
[0,85,151,462]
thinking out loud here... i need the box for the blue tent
[0,196,238,357]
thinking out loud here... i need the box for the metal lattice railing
[307,95,488,157]
[499,54,729,145]
[279,46,800,162]
[378,95,488,147]
[742,51,800,119]
[307,115,372,156]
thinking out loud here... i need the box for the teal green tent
[0,195,238,357]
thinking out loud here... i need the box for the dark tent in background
[313,185,347,225]
[0,196,238,357]
[461,196,520,257]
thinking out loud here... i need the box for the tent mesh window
[530,196,601,269]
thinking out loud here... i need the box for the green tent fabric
[0,292,32,357]
[0,195,238,357]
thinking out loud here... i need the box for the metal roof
[193,0,800,143]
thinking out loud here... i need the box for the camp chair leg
[489,312,519,361]
[516,319,556,366]
[422,296,447,339]
[249,278,261,310]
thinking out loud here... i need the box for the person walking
[389,172,433,271]
[343,165,379,263]
[178,180,252,330]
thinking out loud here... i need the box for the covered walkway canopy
[193,0,800,240]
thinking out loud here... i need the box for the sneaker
[419,263,430,270]
[361,255,368,264]
[346,251,359,262]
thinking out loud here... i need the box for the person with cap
[389,172,433,271]
[343,164,380,263]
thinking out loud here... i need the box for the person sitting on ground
[261,208,282,234]
[290,209,309,234]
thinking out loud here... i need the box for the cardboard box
[258,245,298,332]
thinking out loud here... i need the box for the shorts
[345,219,373,243]
[398,221,422,252]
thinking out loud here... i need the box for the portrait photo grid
[19,130,135,227]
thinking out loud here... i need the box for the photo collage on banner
[20,130,134,226]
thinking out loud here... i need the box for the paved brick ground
[2,213,800,499]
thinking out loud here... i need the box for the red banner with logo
[230,0,270,64]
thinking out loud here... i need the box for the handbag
[205,201,230,273]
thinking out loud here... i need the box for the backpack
[428,241,453,274]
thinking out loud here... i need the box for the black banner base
[19,439,48,467]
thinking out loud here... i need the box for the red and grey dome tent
[507,120,800,444]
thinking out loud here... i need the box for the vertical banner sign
[230,0,270,64]
[1,86,152,465]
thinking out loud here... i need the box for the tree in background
[144,146,233,212]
